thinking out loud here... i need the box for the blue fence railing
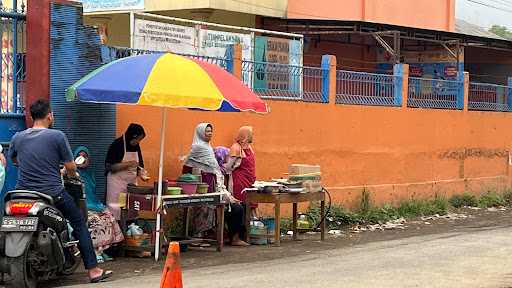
[407,77,462,110]
[241,60,327,103]
[100,46,230,70]
[468,82,510,112]
[64,45,512,113]
[335,70,397,107]
[0,18,26,115]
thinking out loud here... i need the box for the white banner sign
[80,0,144,12]
[133,19,197,55]
[199,29,252,61]
[199,30,253,85]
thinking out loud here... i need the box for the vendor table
[244,190,326,246]
[161,193,226,252]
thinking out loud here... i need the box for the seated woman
[182,123,218,237]
[215,146,248,246]
[74,146,124,263]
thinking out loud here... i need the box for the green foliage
[449,193,478,208]
[478,191,505,208]
[489,25,512,40]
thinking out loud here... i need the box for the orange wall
[117,101,512,210]
[287,0,455,32]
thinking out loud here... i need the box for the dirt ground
[14,207,512,287]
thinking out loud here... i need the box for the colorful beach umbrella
[66,53,268,113]
[67,53,268,261]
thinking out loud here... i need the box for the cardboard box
[127,193,157,212]
[289,164,321,176]
[303,180,323,193]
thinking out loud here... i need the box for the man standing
[9,99,112,283]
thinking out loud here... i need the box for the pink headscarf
[230,126,253,158]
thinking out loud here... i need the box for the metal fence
[100,46,230,70]
[0,15,26,114]
[468,82,509,112]
[407,77,462,109]
[335,70,397,106]
[241,60,326,102]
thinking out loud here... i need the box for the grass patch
[278,189,510,233]
[395,197,448,219]
[478,191,505,208]
[306,204,359,230]
[361,204,400,224]
[449,193,478,208]
[359,187,371,214]
[303,193,449,229]
[503,190,512,206]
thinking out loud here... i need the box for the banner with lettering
[133,19,197,55]
[254,36,302,92]
[199,29,253,84]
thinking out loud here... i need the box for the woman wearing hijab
[227,126,257,218]
[214,146,249,246]
[183,123,218,237]
[74,146,124,263]
[214,146,230,176]
[105,123,147,220]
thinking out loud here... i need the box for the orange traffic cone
[160,242,183,288]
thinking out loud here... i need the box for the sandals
[90,270,113,283]
[102,253,114,262]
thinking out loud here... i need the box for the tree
[489,25,512,40]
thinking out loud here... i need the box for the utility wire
[464,0,512,13]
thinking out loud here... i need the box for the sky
[456,0,512,29]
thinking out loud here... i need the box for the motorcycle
[0,175,86,288]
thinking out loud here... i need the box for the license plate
[0,217,38,232]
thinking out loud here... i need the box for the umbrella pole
[155,108,167,261]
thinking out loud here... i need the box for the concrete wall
[287,0,456,32]
[143,0,287,18]
[83,13,130,47]
[116,100,512,210]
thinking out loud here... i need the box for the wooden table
[244,191,326,246]
[161,193,226,252]
[120,193,226,255]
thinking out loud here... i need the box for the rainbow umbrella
[66,53,268,113]
[67,53,268,260]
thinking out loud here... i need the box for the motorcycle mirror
[75,156,86,165]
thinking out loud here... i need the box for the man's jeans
[55,191,97,270]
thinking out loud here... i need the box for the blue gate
[0,2,27,196]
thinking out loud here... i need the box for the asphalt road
[61,224,512,288]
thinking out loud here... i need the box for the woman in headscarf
[105,123,147,220]
[182,123,218,237]
[227,126,258,218]
[214,146,230,176]
[214,146,249,246]
[74,146,124,263]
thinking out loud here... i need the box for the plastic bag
[126,223,143,236]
